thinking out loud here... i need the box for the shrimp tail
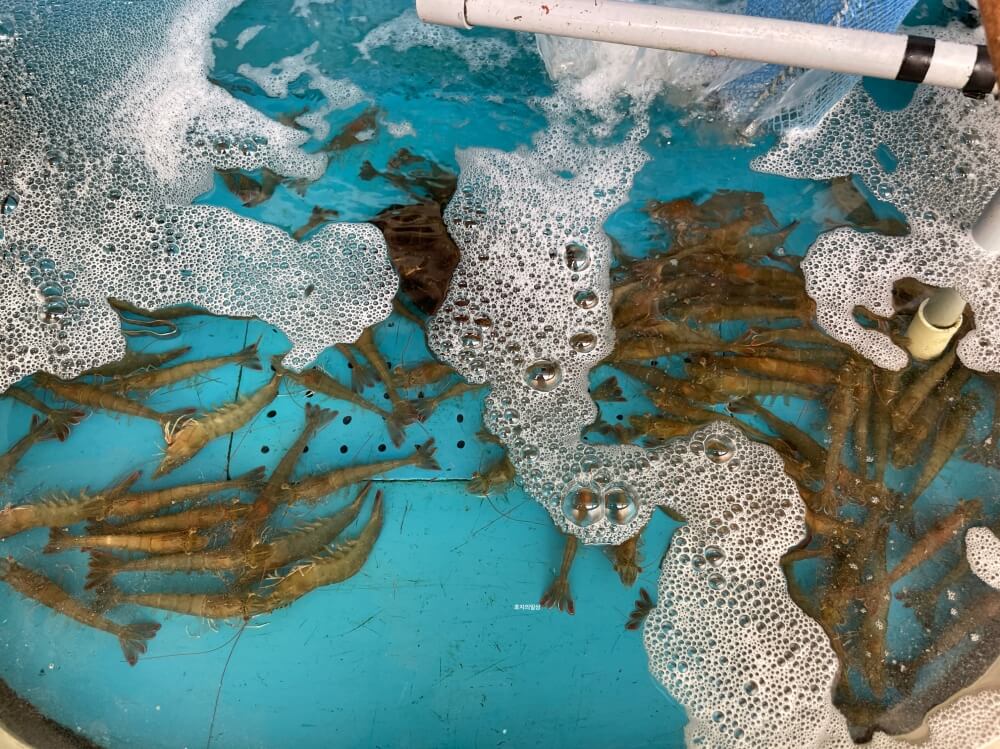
[85,551,120,590]
[337,344,378,392]
[625,588,655,630]
[44,527,72,554]
[50,408,87,442]
[304,402,338,429]
[350,362,377,393]
[415,439,440,471]
[413,398,437,422]
[237,340,263,371]
[237,465,268,491]
[118,621,160,666]
[592,376,626,403]
[386,401,420,447]
[30,416,59,444]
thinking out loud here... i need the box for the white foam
[0,0,395,391]
[754,25,1000,373]
[427,109,659,545]
[385,119,416,138]
[235,24,265,50]
[535,0,759,126]
[424,92,848,742]
[356,9,518,72]
[967,527,1000,590]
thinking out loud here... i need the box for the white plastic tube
[904,188,1000,360]
[907,297,964,360]
[972,188,1000,253]
[922,288,967,328]
[417,0,998,96]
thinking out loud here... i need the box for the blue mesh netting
[725,0,920,132]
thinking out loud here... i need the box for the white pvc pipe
[417,0,997,95]
[923,289,967,328]
[973,188,1000,254]
[902,186,1000,360]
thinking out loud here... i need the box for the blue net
[725,0,920,132]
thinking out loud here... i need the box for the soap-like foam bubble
[0,0,395,391]
[754,25,1000,373]
[427,113,662,545]
[642,424,841,747]
[385,120,416,138]
[967,527,1000,590]
[356,9,518,72]
[235,24,265,50]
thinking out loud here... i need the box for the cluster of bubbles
[355,9,520,72]
[864,691,1000,749]
[426,110,660,545]
[643,425,842,747]
[0,0,396,391]
[754,25,1000,374]
[237,42,366,142]
[966,527,1000,590]
[561,483,638,528]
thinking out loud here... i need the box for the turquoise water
[1,1,998,747]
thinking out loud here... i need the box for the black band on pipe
[963,44,996,99]
[896,35,935,83]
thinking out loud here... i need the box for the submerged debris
[374,201,462,315]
